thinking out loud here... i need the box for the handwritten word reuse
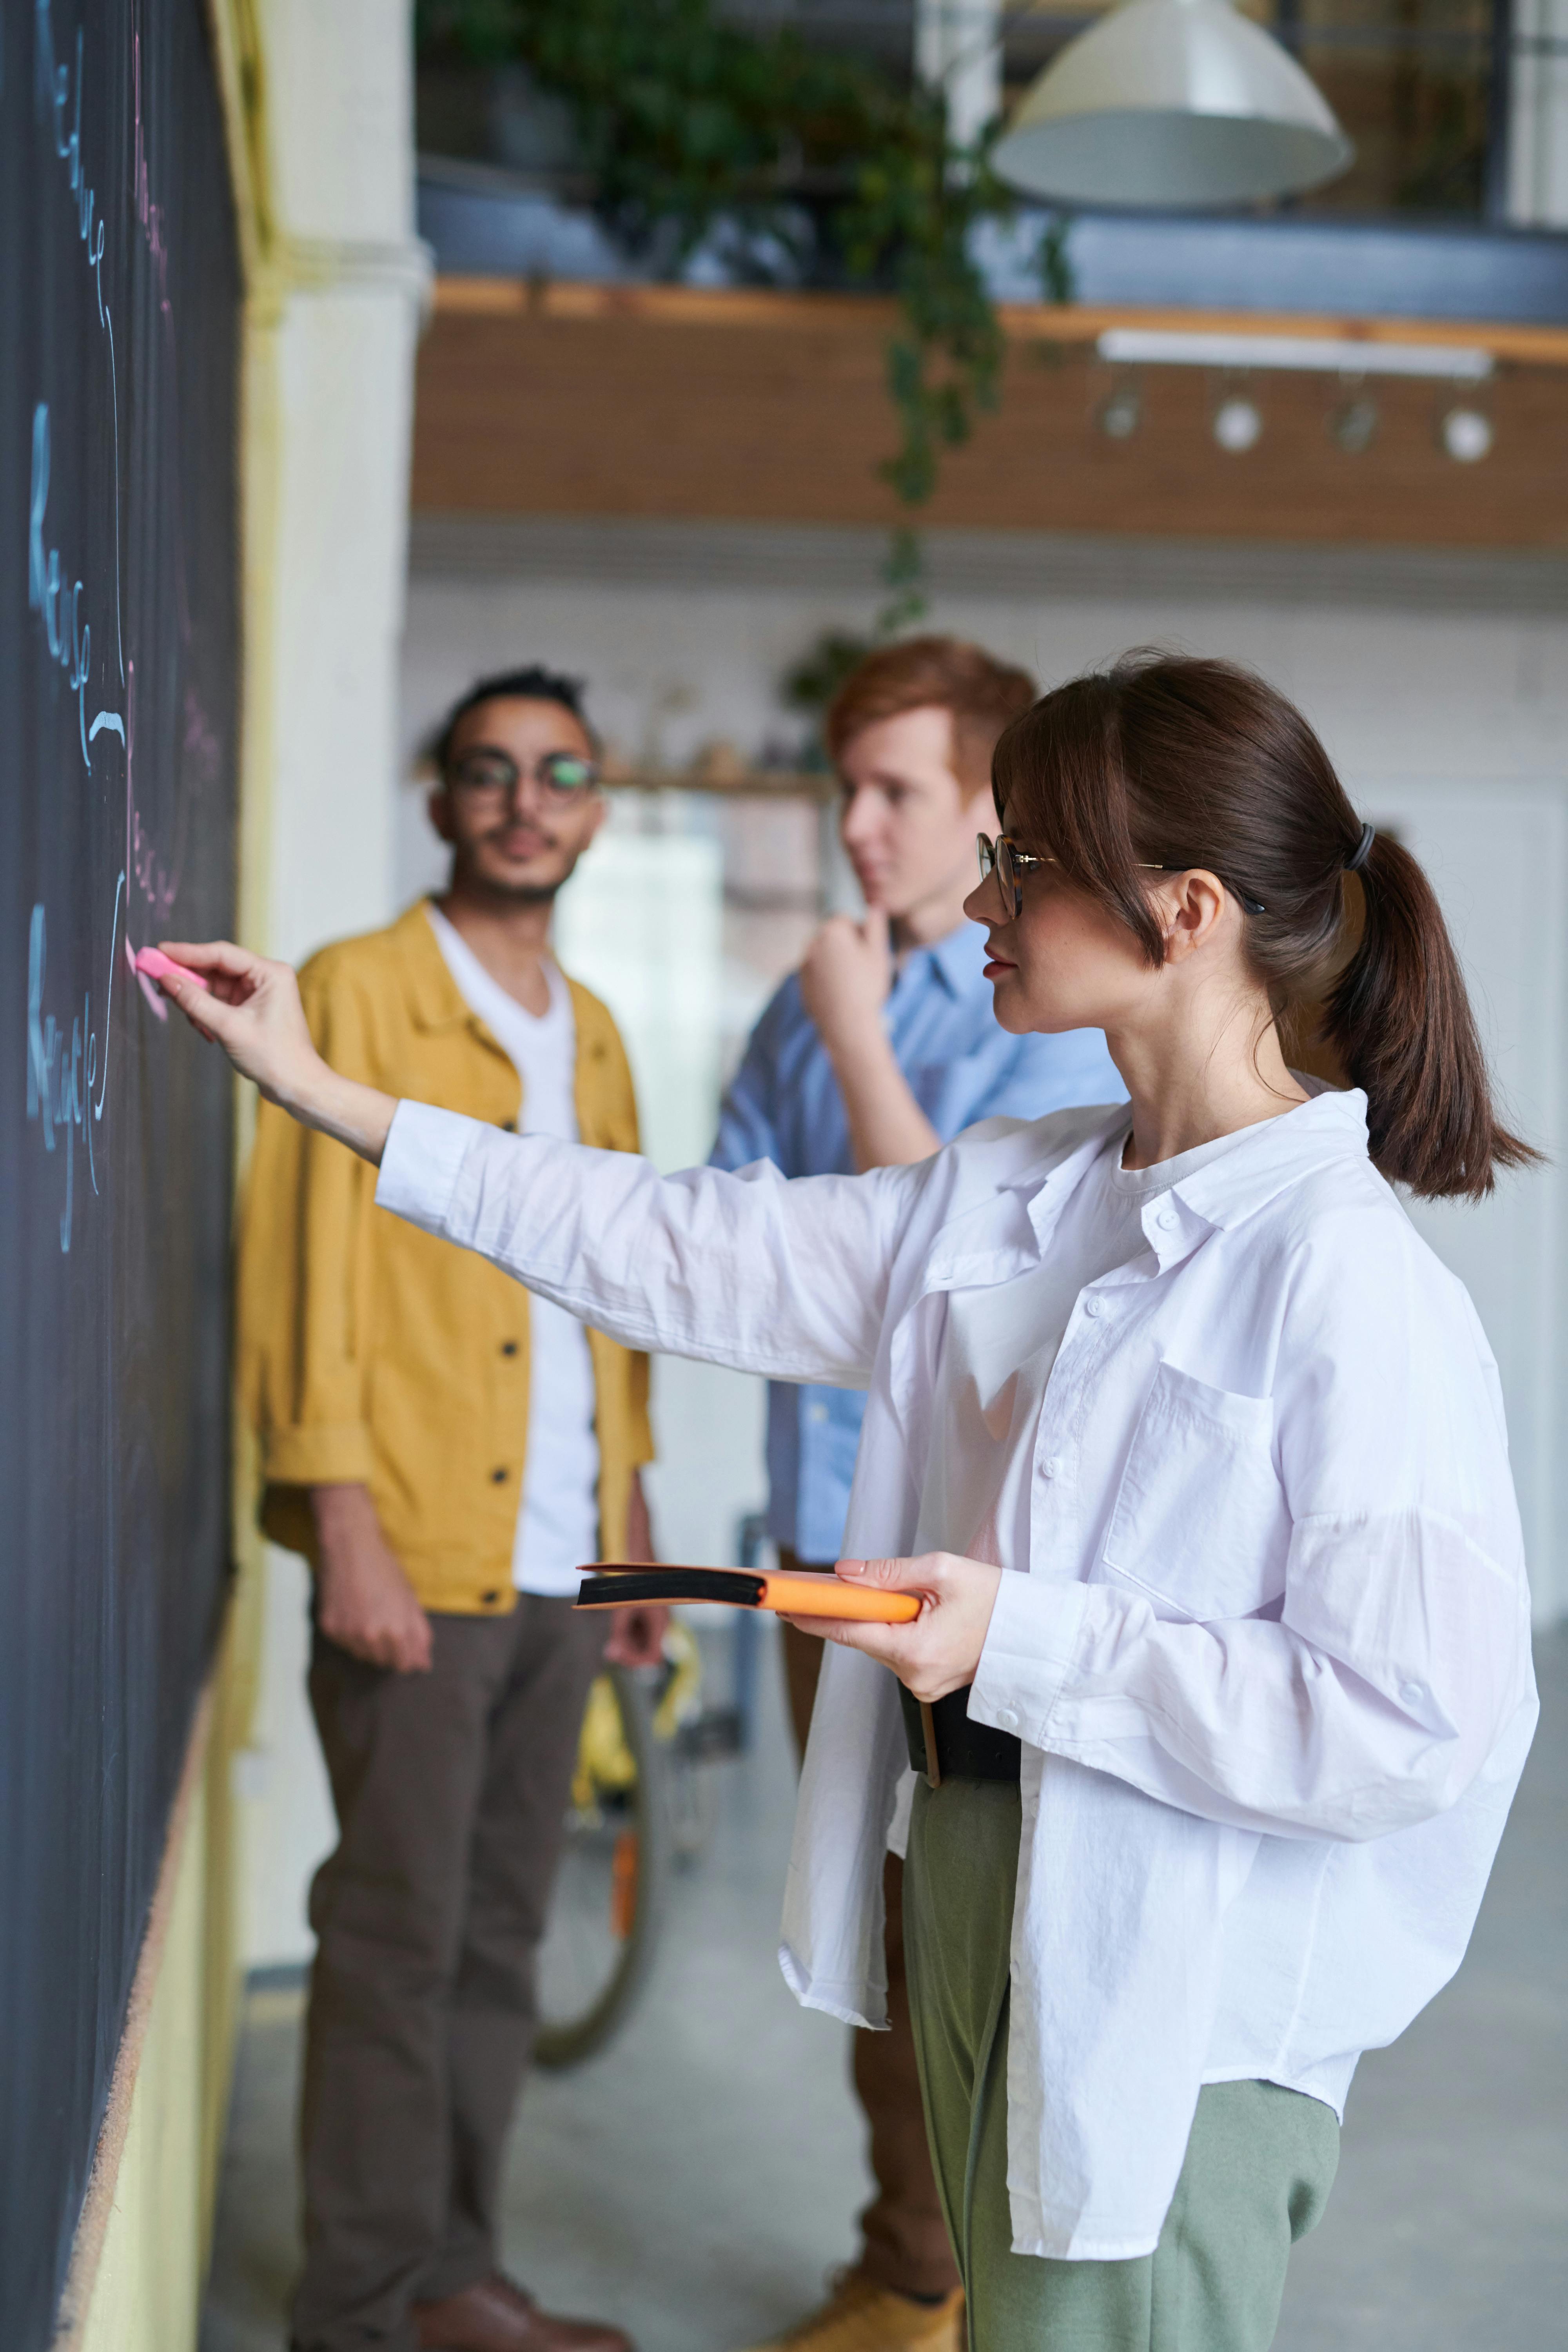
[26,889,122,1253]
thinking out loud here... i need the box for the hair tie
[1345,822,1376,875]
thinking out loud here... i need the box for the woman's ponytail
[1322,832,1537,1201]
[995,653,1541,1203]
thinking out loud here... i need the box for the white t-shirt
[426,904,599,1597]
[915,1123,1255,1575]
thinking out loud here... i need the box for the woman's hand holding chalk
[150,940,399,1166]
[135,946,211,993]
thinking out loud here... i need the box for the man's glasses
[446,749,601,804]
[976,833,1265,918]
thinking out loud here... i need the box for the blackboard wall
[0,3,240,2342]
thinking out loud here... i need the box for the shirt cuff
[262,1422,376,1487]
[969,1572,1092,1747]
[375,1101,483,1237]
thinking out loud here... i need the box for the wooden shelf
[432,278,1568,370]
[602,768,837,802]
[415,278,1568,550]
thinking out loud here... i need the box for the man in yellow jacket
[240,666,661,2352]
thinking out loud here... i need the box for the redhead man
[711,639,1124,2352]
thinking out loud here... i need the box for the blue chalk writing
[35,4,108,323]
[28,404,102,769]
[26,886,122,1252]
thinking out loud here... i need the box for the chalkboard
[0,4,240,2343]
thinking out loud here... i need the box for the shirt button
[1400,1679,1425,1706]
[1156,1209,1179,1232]
[491,1467,509,1485]
[1038,1456,1061,1481]
[1084,1298,1104,1319]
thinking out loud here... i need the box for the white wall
[234,0,425,1967]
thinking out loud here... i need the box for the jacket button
[501,1341,519,1357]
[492,1467,508,1484]
[481,1589,502,1606]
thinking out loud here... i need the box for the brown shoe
[413,2272,634,2352]
[734,2272,965,2352]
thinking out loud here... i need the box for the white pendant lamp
[992,0,1353,209]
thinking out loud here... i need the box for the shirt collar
[1009,1089,1372,1270]
[1166,1087,1372,1232]
[400,898,478,1034]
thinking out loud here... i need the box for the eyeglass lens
[449,750,599,799]
[976,833,1019,912]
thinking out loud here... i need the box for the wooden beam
[414,279,1568,549]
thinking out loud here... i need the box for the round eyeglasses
[976,833,1265,918]
[447,749,601,804]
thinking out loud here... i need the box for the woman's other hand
[784,1551,1003,1701]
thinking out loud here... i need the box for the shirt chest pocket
[1100,1361,1289,1623]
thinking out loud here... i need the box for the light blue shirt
[708,922,1125,1560]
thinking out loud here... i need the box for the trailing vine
[416,0,1068,618]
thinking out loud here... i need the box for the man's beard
[460,852,566,907]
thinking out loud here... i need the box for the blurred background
[28,5,1565,2350]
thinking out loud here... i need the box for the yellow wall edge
[64,1589,260,2352]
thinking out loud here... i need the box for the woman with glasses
[157,652,1537,2352]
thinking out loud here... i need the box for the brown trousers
[293,1597,607,2352]
[781,1588,962,2305]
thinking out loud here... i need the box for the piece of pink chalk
[135,947,212,993]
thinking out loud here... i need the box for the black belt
[899,1683,1021,1786]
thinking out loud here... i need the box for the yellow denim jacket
[237,899,654,1615]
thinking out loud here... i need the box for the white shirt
[918,1123,1253,1577]
[426,906,599,1597]
[375,1089,1538,2259]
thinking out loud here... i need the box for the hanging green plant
[416,0,1071,610]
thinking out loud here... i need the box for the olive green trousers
[903,1779,1340,2352]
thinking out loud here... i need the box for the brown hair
[827,635,1036,795]
[992,651,1536,1201]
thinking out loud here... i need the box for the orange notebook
[574,1565,921,1624]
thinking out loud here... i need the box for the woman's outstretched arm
[154,939,913,1387]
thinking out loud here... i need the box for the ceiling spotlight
[1329,392,1379,454]
[1441,405,1494,463]
[1213,393,1263,453]
[1097,378,1143,440]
